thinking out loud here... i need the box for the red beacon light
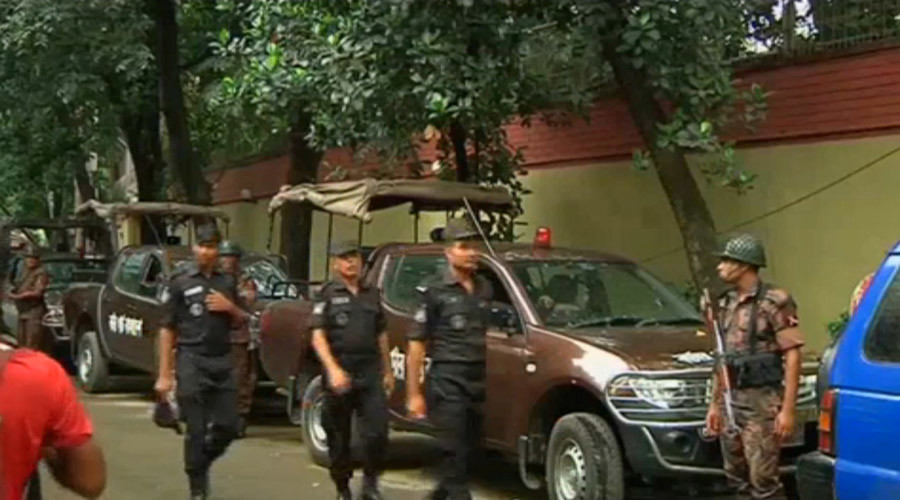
[534,227,552,248]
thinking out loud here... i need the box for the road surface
[41,391,737,499]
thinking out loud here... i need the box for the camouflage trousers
[719,387,787,500]
[17,310,48,353]
[230,343,257,416]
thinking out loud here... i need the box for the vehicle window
[383,255,447,312]
[43,260,107,285]
[511,260,702,329]
[138,256,163,299]
[476,267,513,306]
[244,259,289,297]
[115,252,146,296]
[864,271,900,363]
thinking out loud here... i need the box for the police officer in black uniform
[406,218,493,500]
[310,240,394,500]
[154,223,248,500]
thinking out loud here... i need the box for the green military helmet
[218,240,243,258]
[715,233,767,268]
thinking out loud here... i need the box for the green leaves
[582,0,777,192]
[0,0,152,215]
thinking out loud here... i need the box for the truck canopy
[0,216,106,231]
[267,179,514,222]
[0,216,113,260]
[75,200,231,222]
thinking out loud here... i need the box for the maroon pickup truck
[256,179,820,499]
[63,245,290,392]
[258,237,820,500]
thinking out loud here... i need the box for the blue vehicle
[797,244,900,500]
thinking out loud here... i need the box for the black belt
[177,342,229,358]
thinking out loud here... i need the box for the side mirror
[489,302,521,334]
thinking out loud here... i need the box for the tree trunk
[122,88,166,246]
[603,44,721,292]
[73,159,96,203]
[149,0,211,206]
[449,121,471,182]
[281,112,323,281]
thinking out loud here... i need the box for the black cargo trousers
[427,361,486,500]
[322,359,389,488]
[176,350,240,492]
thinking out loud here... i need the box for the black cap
[195,223,221,245]
[445,218,480,241]
[152,401,183,435]
[329,240,360,257]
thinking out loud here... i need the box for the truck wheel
[546,413,624,500]
[301,375,363,467]
[76,331,111,393]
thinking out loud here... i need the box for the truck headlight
[42,307,64,328]
[608,376,697,409]
[45,290,62,308]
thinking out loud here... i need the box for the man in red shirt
[0,345,106,499]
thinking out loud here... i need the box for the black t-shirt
[309,280,385,363]
[163,266,238,357]
[407,272,493,363]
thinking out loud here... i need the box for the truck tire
[546,413,625,500]
[76,331,111,393]
[300,375,363,467]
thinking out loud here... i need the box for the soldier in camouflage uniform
[219,241,258,438]
[8,246,50,352]
[704,234,805,500]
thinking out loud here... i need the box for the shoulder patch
[313,301,326,315]
[414,307,428,323]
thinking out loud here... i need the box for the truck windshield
[170,258,288,296]
[45,259,107,284]
[510,260,703,329]
[12,258,106,285]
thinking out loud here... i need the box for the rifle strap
[748,282,770,354]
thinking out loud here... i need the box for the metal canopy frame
[266,179,515,279]
[0,215,113,255]
[75,200,232,249]
[75,200,231,222]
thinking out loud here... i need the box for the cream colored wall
[218,201,281,254]
[218,134,900,351]
[519,134,900,351]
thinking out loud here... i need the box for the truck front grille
[606,367,818,427]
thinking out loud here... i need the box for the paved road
[42,391,736,500]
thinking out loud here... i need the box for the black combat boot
[189,472,210,500]
[235,416,248,439]
[360,476,383,500]
[425,486,448,500]
[336,484,352,500]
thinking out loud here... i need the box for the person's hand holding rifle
[702,288,738,439]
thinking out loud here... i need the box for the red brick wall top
[210,47,900,204]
